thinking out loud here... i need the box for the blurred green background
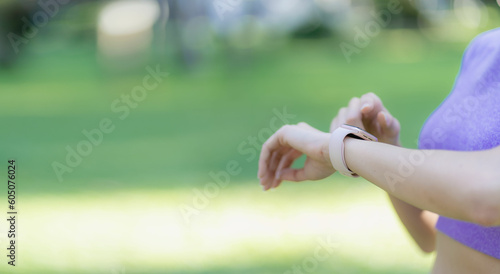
[0,0,499,273]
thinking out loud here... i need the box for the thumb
[278,167,307,182]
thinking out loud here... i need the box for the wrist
[343,137,359,174]
[329,124,377,177]
[321,133,333,165]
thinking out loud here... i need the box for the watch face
[342,124,363,131]
[341,124,378,142]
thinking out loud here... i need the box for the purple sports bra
[418,28,500,259]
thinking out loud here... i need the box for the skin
[257,92,500,273]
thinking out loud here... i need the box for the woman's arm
[258,124,500,227]
[332,93,438,252]
[259,92,500,251]
[388,195,438,253]
[343,139,500,227]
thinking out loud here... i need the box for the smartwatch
[329,124,377,177]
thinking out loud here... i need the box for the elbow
[414,229,436,254]
[419,244,435,254]
[470,203,500,227]
[466,172,500,227]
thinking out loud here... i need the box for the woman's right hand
[330,92,401,146]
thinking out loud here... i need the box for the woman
[257,28,500,273]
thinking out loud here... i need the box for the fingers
[359,92,399,139]
[377,111,401,140]
[270,149,302,190]
[360,92,384,121]
[259,126,300,190]
[330,93,386,132]
[360,92,400,139]
[328,92,400,146]
[330,96,366,131]
[329,116,338,132]
[330,107,347,132]
[268,150,282,179]
[259,145,283,187]
[345,97,363,128]
[258,123,331,189]
[257,127,289,179]
[263,148,289,190]
[279,167,307,182]
[257,124,315,184]
[378,111,392,128]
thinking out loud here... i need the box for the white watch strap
[329,127,358,177]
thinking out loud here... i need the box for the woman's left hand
[258,122,334,190]
[330,92,400,146]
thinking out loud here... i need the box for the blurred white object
[261,0,317,33]
[416,0,486,29]
[453,0,486,29]
[97,0,162,67]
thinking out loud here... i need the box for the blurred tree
[0,1,33,68]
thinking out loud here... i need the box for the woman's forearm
[388,194,438,253]
[344,138,500,226]
[384,144,438,253]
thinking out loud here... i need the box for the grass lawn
[0,29,467,191]
[0,178,435,273]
